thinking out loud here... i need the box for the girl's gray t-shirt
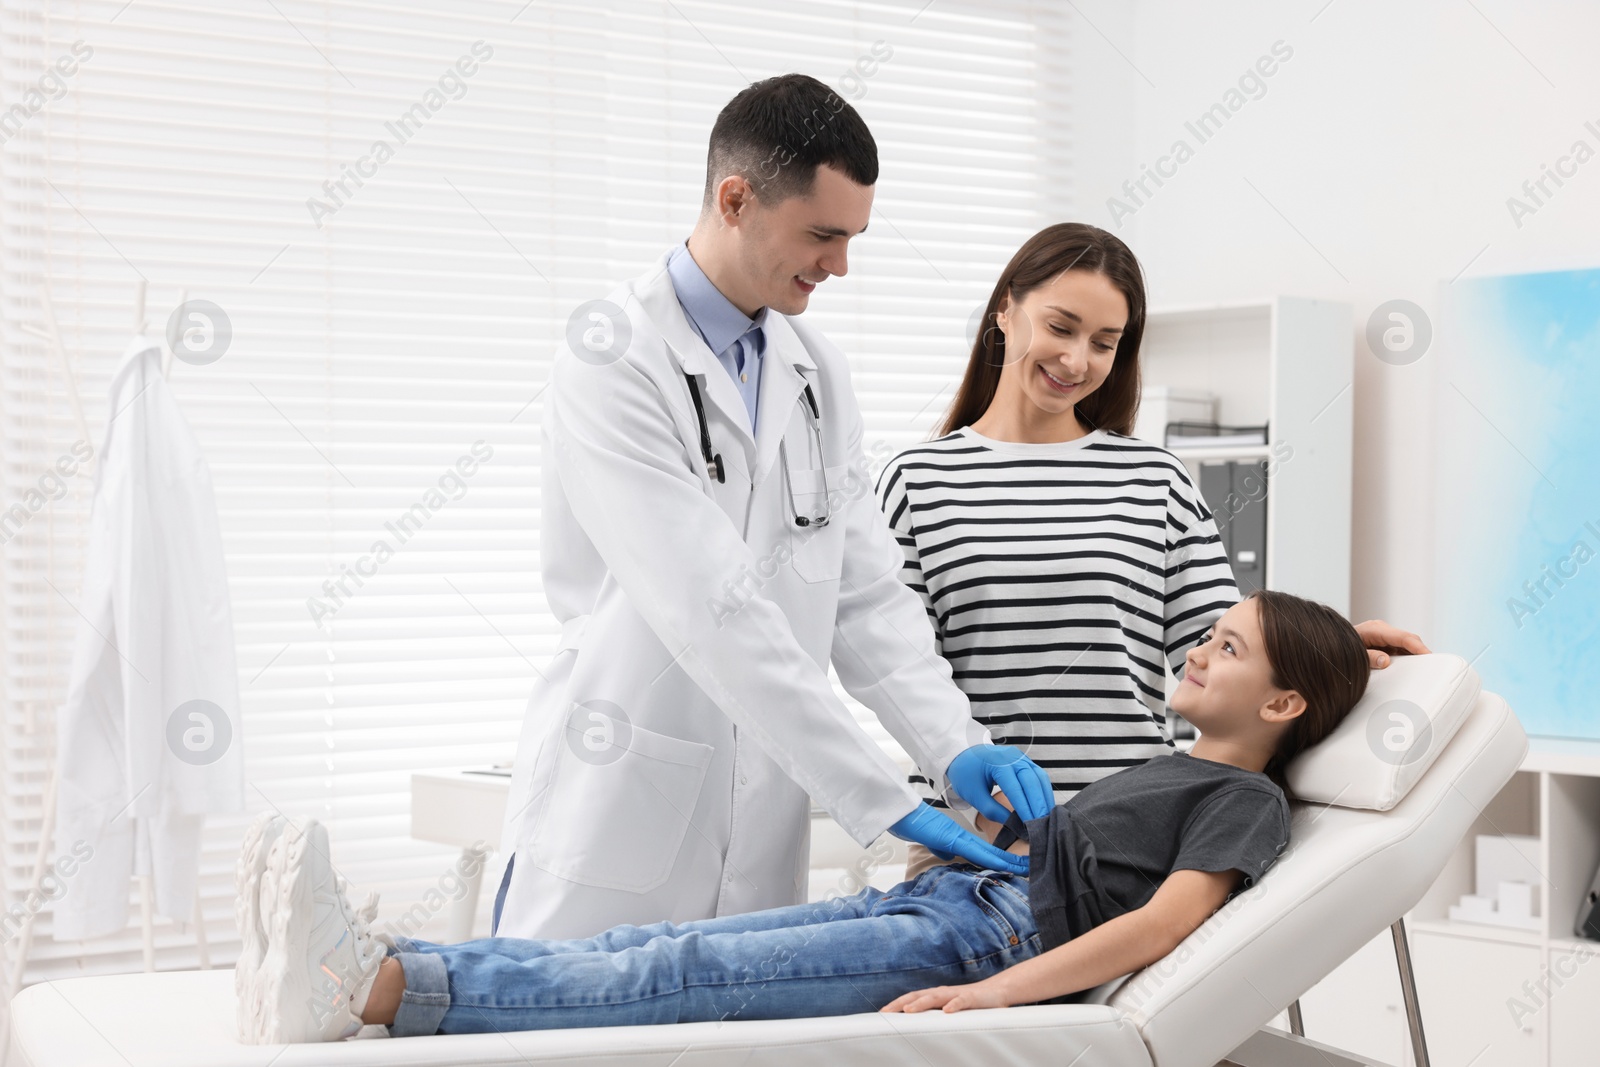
[1022,751,1291,952]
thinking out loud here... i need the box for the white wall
[1067,0,1600,636]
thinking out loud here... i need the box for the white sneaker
[234,811,285,1042]
[248,819,385,1044]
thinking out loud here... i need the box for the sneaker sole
[259,818,364,1044]
[258,819,318,1044]
[234,811,285,1043]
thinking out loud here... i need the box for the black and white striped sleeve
[1162,458,1241,675]
[875,452,941,641]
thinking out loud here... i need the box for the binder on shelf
[1576,860,1600,941]
[1165,420,1269,449]
[1200,459,1268,596]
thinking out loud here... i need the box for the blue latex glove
[946,744,1055,824]
[888,803,1028,875]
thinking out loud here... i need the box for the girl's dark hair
[704,73,878,209]
[1247,589,1372,797]
[937,223,1146,438]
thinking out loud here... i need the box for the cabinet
[1298,740,1600,1067]
[1410,931,1543,1066]
[1547,939,1600,1066]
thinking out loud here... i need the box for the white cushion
[1287,652,1481,810]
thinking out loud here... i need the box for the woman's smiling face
[992,269,1127,423]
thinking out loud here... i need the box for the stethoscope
[682,368,831,528]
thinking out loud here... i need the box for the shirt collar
[666,241,768,358]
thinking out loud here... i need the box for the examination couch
[8,653,1524,1067]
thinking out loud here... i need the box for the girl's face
[992,269,1126,424]
[1171,600,1302,736]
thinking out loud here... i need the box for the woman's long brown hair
[937,222,1147,438]
[1248,589,1372,797]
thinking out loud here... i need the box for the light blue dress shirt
[665,241,767,433]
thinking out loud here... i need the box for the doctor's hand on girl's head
[1353,618,1431,669]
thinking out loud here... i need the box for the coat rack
[3,282,208,1029]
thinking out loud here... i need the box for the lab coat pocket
[528,715,714,893]
[787,464,849,583]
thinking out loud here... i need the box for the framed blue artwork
[1433,267,1600,739]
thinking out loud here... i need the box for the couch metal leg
[1226,921,1431,1067]
[1391,918,1430,1067]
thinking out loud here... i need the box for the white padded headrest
[1286,653,1480,810]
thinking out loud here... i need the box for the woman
[240,589,1367,1041]
[876,223,1426,876]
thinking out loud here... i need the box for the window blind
[0,0,1070,988]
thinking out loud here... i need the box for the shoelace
[332,880,385,969]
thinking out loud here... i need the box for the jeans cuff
[389,951,450,1038]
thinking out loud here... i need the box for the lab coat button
[738,776,747,786]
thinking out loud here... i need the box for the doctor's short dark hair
[702,73,878,211]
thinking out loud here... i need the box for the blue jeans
[387,864,1040,1036]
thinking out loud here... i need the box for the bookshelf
[1138,296,1354,616]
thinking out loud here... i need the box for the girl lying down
[237,588,1374,1043]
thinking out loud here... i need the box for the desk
[410,768,511,940]
[409,767,907,939]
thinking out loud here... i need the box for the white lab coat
[496,253,990,939]
[53,339,244,940]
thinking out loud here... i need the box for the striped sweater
[876,425,1240,808]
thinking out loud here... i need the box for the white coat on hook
[53,337,244,941]
[495,253,990,940]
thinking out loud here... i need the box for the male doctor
[495,74,1054,939]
